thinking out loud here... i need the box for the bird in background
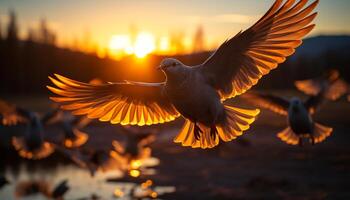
[0,99,58,159]
[110,126,156,171]
[295,69,350,102]
[50,179,70,200]
[56,145,119,177]
[241,88,332,146]
[0,99,28,126]
[48,0,319,149]
[0,176,10,189]
[49,108,91,149]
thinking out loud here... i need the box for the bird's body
[48,0,319,149]
[241,92,332,145]
[3,105,59,159]
[164,66,224,126]
[288,98,313,136]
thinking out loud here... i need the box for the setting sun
[108,32,156,59]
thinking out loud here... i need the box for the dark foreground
[0,94,349,200]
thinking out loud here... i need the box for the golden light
[129,169,141,177]
[130,159,142,169]
[134,32,155,58]
[150,191,158,198]
[109,35,132,51]
[159,36,170,52]
[141,179,153,189]
[113,188,124,197]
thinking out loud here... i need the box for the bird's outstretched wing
[295,78,348,101]
[303,91,325,114]
[241,92,290,115]
[0,99,29,125]
[47,74,180,126]
[199,0,318,100]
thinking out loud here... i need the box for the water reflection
[0,118,175,200]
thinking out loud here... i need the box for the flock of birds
[1,0,350,199]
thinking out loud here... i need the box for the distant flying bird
[241,91,332,146]
[110,126,156,171]
[0,176,10,189]
[57,146,119,176]
[51,179,70,200]
[0,99,58,159]
[295,69,350,102]
[0,99,28,126]
[50,109,91,148]
[48,0,318,149]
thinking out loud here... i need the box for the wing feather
[241,92,290,116]
[48,74,180,126]
[200,0,318,100]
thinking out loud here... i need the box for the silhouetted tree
[6,10,18,45]
[38,18,56,45]
[192,25,205,53]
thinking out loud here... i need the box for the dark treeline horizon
[1,11,350,95]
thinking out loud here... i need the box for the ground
[0,92,349,200]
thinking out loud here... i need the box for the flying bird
[0,99,58,159]
[50,109,91,148]
[241,90,332,146]
[48,0,319,149]
[51,179,70,200]
[110,126,156,171]
[295,69,350,102]
[0,99,28,126]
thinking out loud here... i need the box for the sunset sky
[0,0,349,58]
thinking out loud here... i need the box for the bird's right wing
[199,0,318,100]
[295,78,348,101]
[241,92,290,115]
[0,99,29,125]
[47,74,180,126]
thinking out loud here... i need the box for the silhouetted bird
[0,99,58,159]
[0,176,10,189]
[111,126,156,171]
[51,179,70,200]
[241,90,332,146]
[0,99,28,126]
[50,109,91,148]
[48,0,318,148]
[295,69,350,102]
[57,146,119,176]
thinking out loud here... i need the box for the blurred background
[0,0,350,199]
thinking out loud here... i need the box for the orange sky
[1,0,349,59]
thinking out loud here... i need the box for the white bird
[295,69,350,102]
[47,0,318,149]
[241,91,332,145]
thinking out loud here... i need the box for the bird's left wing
[0,99,29,125]
[47,74,180,126]
[241,92,290,115]
[199,0,318,100]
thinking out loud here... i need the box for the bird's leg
[210,124,218,141]
[194,121,203,141]
[298,137,303,147]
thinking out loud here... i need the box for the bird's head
[290,97,302,112]
[158,58,185,75]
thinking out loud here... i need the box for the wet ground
[0,93,349,199]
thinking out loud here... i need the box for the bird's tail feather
[277,127,300,145]
[313,123,333,144]
[174,105,259,149]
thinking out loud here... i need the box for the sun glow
[108,32,156,59]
